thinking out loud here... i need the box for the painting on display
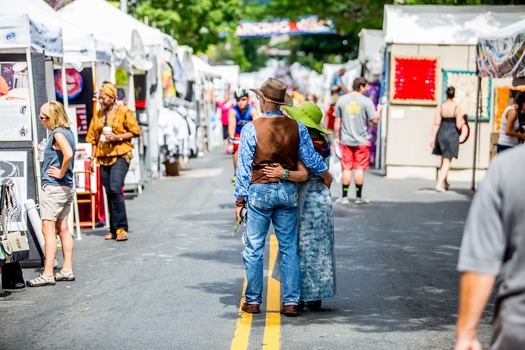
[0,62,31,141]
[0,151,28,230]
[69,104,88,135]
[54,69,84,100]
[390,57,439,105]
[442,70,492,122]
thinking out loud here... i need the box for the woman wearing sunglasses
[27,101,76,287]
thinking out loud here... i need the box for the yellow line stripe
[231,278,253,350]
[263,234,281,349]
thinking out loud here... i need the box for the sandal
[26,274,56,287]
[104,232,116,240]
[54,270,75,282]
[116,228,128,241]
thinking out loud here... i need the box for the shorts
[340,143,370,170]
[40,185,75,221]
[222,125,229,140]
[233,133,241,152]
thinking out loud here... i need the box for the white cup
[103,126,112,135]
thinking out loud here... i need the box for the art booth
[0,13,63,266]
[474,18,525,187]
[381,5,525,182]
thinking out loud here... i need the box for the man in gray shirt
[456,145,525,350]
[333,77,382,204]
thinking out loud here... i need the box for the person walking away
[430,86,465,192]
[264,101,336,310]
[496,91,525,153]
[228,88,259,185]
[333,77,382,204]
[216,91,234,154]
[234,78,332,317]
[26,101,76,287]
[455,144,525,350]
[86,82,141,242]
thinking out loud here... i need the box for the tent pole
[471,77,482,191]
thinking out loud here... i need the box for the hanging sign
[0,62,31,141]
[235,16,335,38]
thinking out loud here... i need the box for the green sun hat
[283,101,332,135]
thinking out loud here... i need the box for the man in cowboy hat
[234,77,332,317]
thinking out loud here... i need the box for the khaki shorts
[40,185,74,221]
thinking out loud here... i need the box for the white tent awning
[0,13,62,57]
[384,5,525,45]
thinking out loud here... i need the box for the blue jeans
[100,157,130,232]
[243,182,301,305]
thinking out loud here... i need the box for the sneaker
[354,197,370,205]
[335,197,350,204]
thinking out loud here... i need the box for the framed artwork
[390,57,439,105]
[442,70,492,122]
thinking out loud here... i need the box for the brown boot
[116,228,128,241]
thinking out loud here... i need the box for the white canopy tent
[384,5,525,45]
[60,0,178,181]
[358,29,385,81]
[0,13,62,58]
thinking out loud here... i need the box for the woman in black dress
[430,87,465,192]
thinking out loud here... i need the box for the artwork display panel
[390,57,439,105]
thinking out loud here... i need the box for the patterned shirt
[234,119,328,199]
[86,104,141,166]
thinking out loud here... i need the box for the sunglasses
[39,115,50,120]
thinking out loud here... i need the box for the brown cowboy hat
[250,77,293,107]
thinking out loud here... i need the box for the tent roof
[384,5,525,45]
[0,13,62,57]
[358,29,384,64]
[481,18,525,39]
[0,0,101,62]
[59,0,163,50]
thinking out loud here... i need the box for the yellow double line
[231,235,281,350]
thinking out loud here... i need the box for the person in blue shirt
[27,101,76,287]
[228,88,259,185]
[332,68,349,96]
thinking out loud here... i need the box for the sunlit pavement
[1,148,492,350]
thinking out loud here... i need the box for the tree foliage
[135,0,244,53]
[50,0,524,73]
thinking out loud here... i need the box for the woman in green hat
[263,101,336,310]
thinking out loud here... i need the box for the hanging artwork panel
[442,70,492,121]
[390,57,439,105]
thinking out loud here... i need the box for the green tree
[135,0,244,53]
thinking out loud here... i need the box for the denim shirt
[234,119,327,199]
[42,127,76,187]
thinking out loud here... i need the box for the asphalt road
[0,149,493,349]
